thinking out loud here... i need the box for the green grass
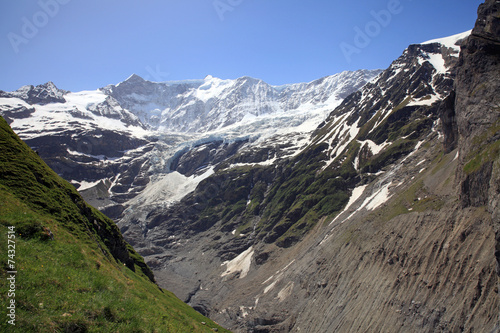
[0,116,230,332]
[463,120,500,175]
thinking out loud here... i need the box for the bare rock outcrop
[454,0,500,281]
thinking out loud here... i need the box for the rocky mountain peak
[5,81,67,105]
[123,73,147,84]
[101,70,381,133]
[473,0,500,41]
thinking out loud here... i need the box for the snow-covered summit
[421,30,471,52]
[2,81,67,105]
[104,70,382,134]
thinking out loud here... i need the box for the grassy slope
[0,115,229,332]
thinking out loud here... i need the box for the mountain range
[0,0,499,332]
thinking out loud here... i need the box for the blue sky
[0,0,482,92]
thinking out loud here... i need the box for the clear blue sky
[0,0,482,92]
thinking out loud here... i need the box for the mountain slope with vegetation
[0,115,229,332]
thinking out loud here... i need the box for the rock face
[453,0,500,284]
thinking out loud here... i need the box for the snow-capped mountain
[102,70,380,133]
[0,69,380,220]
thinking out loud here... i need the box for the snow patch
[322,119,360,170]
[358,139,390,155]
[77,179,104,191]
[364,183,392,211]
[408,94,441,107]
[277,282,294,302]
[416,159,426,167]
[421,30,471,52]
[221,246,254,279]
[127,167,215,208]
[262,260,296,294]
[329,185,368,226]
[264,280,278,294]
[427,53,447,74]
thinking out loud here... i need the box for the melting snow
[77,179,104,191]
[364,183,392,211]
[127,167,215,208]
[417,30,472,75]
[322,119,360,170]
[329,185,368,225]
[408,94,441,107]
[262,260,296,294]
[357,139,390,155]
[228,157,278,169]
[416,159,426,167]
[277,282,294,302]
[221,246,254,279]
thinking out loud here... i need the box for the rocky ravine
[123,2,499,332]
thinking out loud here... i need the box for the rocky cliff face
[453,0,500,291]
